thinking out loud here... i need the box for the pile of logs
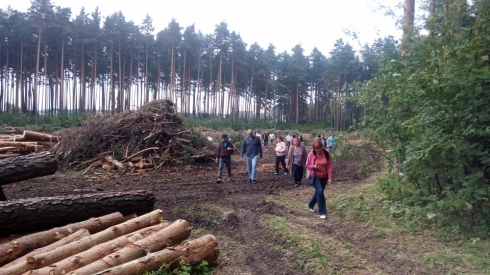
[0,130,59,159]
[0,209,220,275]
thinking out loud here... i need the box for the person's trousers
[292,164,303,183]
[218,157,231,178]
[275,155,288,173]
[308,177,328,215]
[247,155,258,180]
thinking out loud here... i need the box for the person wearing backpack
[305,139,333,219]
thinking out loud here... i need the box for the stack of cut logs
[0,130,59,159]
[0,209,220,275]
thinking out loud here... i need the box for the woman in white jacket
[274,136,289,175]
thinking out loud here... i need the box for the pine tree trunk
[0,190,155,234]
[0,212,124,266]
[26,210,164,268]
[28,224,167,275]
[0,152,57,188]
[92,235,219,275]
[0,229,90,275]
[402,0,415,56]
[67,219,191,275]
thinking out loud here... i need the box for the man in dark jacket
[216,134,234,183]
[240,129,263,184]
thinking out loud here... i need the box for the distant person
[216,134,234,183]
[286,137,307,187]
[327,133,338,151]
[269,132,276,145]
[320,133,327,149]
[264,132,269,146]
[306,139,333,219]
[274,136,289,175]
[285,134,292,149]
[299,135,305,146]
[240,129,263,184]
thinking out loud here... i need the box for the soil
[2,139,420,275]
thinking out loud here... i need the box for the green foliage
[144,261,210,275]
[0,113,82,132]
[182,115,332,133]
[359,1,490,235]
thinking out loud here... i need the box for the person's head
[278,136,284,142]
[317,134,321,138]
[312,139,323,151]
[247,129,254,138]
[292,135,296,139]
[321,133,325,138]
[331,133,335,137]
[221,134,228,141]
[293,137,301,147]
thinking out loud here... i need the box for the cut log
[26,209,164,268]
[0,147,19,153]
[21,130,59,142]
[0,153,21,159]
[105,156,125,169]
[68,219,191,275]
[0,152,57,187]
[0,229,90,275]
[0,141,38,151]
[30,224,169,275]
[92,235,220,275]
[0,190,155,235]
[0,212,124,266]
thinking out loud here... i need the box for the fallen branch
[122,147,159,162]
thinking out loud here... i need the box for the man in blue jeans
[240,129,263,184]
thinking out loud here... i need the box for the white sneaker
[309,208,315,213]
[320,215,327,219]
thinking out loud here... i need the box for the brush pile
[54,100,216,173]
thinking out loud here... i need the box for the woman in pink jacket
[305,139,333,219]
[274,136,289,175]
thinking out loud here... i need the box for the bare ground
[4,140,435,275]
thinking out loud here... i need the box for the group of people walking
[215,129,337,219]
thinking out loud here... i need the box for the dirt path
[4,141,421,274]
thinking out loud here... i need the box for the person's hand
[286,165,290,170]
[227,147,233,151]
[215,158,218,163]
[327,180,332,185]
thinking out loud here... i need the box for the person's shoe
[248,179,252,183]
[251,180,257,184]
[320,215,327,219]
[227,177,232,182]
[284,172,289,175]
[216,178,222,183]
[274,172,279,175]
[294,183,300,188]
[309,207,315,213]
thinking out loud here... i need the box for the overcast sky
[5,0,403,56]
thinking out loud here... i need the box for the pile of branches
[55,100,216,172]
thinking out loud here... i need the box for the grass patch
[260,214,357,274]
[327,179,490,274]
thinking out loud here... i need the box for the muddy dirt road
[4,140,422,275]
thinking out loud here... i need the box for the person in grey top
[240,129,263,184]
[286,137,307,187]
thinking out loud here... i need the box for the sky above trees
[4,0,403,54]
